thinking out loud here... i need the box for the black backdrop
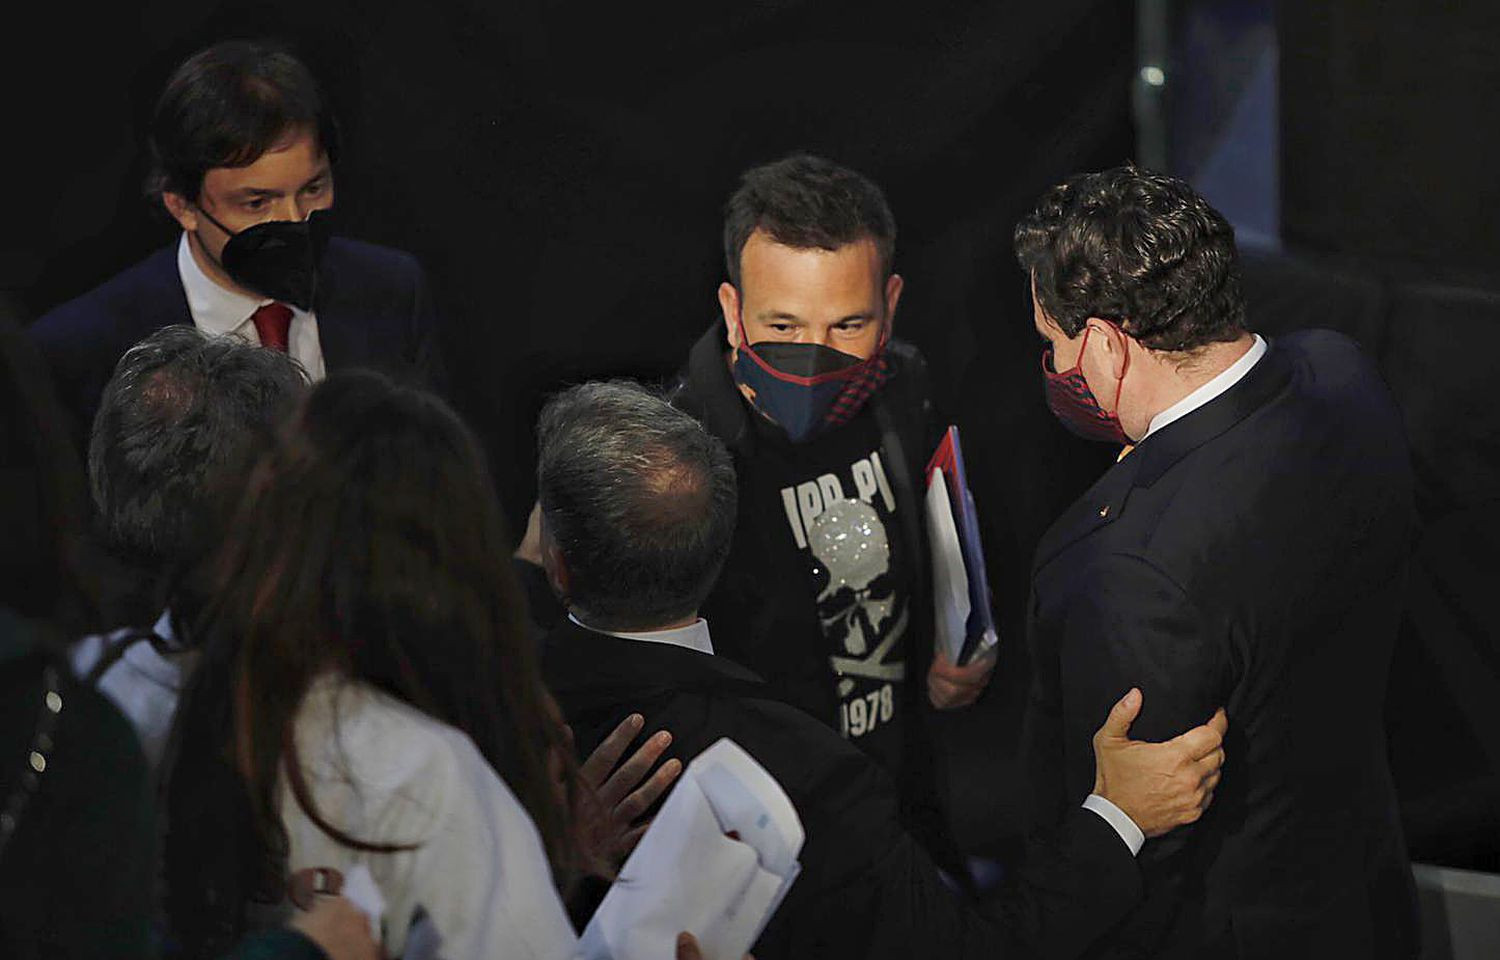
[16,0,1500,870]
[12,0,1132,529]
[1274,0,1500,871]
[12,0,1499,870]
[9,0,1138,851]
[1278,1,1500,276]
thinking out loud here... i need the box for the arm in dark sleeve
[757,724,1140,960]
[966,806,1142,960]
[1058,552,1226,864]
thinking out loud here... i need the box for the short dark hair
[89,326,307,573]
[1014,165,1246,352]
[537,381,738,632]
[723,153,897,287]
[146,40,339,202]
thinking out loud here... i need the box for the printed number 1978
[841,683,895,738]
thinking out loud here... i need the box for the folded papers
[578,738,804,960]
[925,425,999,666]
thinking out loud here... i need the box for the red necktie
[250,303,293,353]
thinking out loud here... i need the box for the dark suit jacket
[544,619,1141,960]
[1024,330,1420,959]
[27,237,442,449]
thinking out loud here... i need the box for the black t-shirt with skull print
[674,326,939,787]
[739,405,915,773]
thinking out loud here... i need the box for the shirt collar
[176,231,282,337]
[1144,334,1267,440]
[117,608,190,689]
[567,613,715,655]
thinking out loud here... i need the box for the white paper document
[578,738,805,960]
[926,474,972,664]
[341,862,386,945]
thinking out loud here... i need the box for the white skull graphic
[807,498,897,658]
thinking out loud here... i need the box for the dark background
[7,0,1497,871]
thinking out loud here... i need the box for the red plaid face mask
[1041,325,1132,445]
[731,317,891,443]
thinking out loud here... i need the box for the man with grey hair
[535,380,739,633]
[73,325,307,770]
[539,381,1229,960]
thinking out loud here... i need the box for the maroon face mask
[1042,325,1132,445]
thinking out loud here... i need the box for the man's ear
[161,191,198,233]
[540,531,570,601]
[1086,317,1131,379]
[883,273,904,324]
[718,282,742,349]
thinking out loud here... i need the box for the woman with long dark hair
[165,370,589,958]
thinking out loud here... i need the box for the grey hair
[536,380,738,632]
[88,326,308,571]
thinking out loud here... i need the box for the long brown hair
[185,371,583,906]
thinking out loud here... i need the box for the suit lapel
[1032,339,1296,572]
[1033,452,1144,570]
[132,243,193,336]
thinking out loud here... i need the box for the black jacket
[27,238,443,450]
[544,619,1141,960]
[1024,331,1420,959]
[668,324,946,833]
[0,607,153,958]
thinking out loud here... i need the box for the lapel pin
[1099,505,1110,518]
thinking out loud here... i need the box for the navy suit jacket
[28,237,442,447]
[1024,330,1420,959]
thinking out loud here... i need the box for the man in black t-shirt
[669,155,994,839]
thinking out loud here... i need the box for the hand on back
[1091,688,1227,838]
[575,712,683,868]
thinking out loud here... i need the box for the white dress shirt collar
[568,613,715,655]
[176,232,326,379]
[118,608,186,686]
[1144,334,1267,440]
[177,232,273,338]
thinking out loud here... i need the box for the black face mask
[195,206,332,311]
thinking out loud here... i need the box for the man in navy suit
[1015,167,1419,958]
[29,40,440,448]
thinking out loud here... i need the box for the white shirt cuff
[1082,793,1145,856]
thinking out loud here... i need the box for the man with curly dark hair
[1014,165,1419,959]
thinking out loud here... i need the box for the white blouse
[280,674,579,959]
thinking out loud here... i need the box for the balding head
[536,380,737,631]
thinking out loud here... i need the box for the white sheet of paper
[341,862,386,945]
[926,472,971,663]
[578,738,804,960]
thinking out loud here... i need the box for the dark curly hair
[723,153,896,287]
[1014,165,1246,352]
